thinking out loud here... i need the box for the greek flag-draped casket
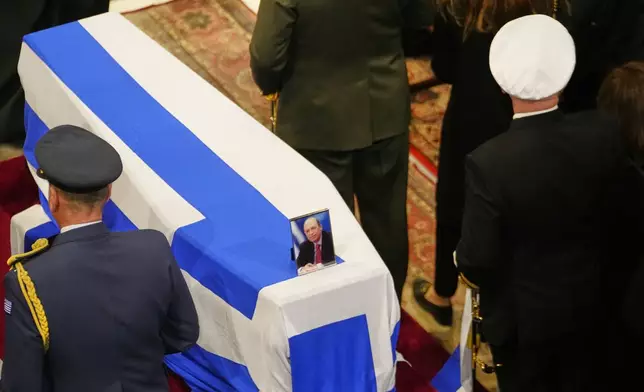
[11,12,400,391]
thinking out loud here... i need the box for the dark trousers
[490,334,600,392]
[298,133,409,300]
[0,0,109,145]
[0,0,48,145]
[433,222,459,298]
[59,0,110,24]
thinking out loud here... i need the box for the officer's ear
[105,184,112,202]
[48,184,59,213]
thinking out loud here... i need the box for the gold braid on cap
[7,238,50,352]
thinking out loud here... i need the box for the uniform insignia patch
[4,298,12,315]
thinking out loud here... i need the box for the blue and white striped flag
[291,220,305,260]
[15,12,400,392]
[430,289,474,392]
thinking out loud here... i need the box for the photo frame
[289,208,337,275]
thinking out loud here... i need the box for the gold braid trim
[7,238,50,352]
[459,272,480,290]
[264,93,279,131]
[553,0,559,19]
[264,93,279,102]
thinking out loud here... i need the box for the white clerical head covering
[489,14,576,100]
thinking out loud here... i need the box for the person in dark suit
[296,217,334,270]
[413,0,562,326]
[0,0,109,145]
[249,0,434,299]
[0,0,53,145]
[456,15,633,391]
[58,0,110,24]
[558,0,644,113]
[597,61,644,389]
[2,125,199,392]
[413,0,644,327]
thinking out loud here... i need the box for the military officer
[249,0,434,300]
[2,125,199,392]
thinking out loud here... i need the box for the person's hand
[299,263,318,274]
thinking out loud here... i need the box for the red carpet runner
[0,156,446,391]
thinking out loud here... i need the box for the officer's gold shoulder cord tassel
[7,238,50,351]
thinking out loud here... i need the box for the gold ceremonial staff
[265,93,279,133]
[460,273,502,381]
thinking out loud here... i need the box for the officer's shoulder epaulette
[7,238,50,268]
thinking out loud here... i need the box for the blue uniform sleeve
[1,271,45,392]
[161,248,199,355]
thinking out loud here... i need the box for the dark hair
[58,187,109,211]
[436,0,569,36]
[598,62,644,158]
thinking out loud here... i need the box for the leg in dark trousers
[0,0,50,145]
[59,0,110,24]
[489,344,519,392]
[433,147,466,299]
[299,134,409,300]
[491,334,598,392]
[412,142,465,325]
[491,342,556,392]
[354,134,409,300]
[296,150,354,210]
[434,222,460,298]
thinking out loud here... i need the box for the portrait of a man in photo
[296,217,335,272]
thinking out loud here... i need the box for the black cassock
[0,0,109,145]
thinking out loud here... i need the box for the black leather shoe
[413,278,453,327]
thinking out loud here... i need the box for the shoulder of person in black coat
[561,0,644,112]
[469,110,623,178]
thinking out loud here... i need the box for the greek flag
[431,289,474,392]
[13,12,400,392]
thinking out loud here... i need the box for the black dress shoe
[413,278,453,327]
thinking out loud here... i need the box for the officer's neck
[511,95,559,115]
[54,209,103,232]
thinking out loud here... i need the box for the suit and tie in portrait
[296,217,335,269]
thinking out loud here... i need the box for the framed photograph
[290,209,336,275]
